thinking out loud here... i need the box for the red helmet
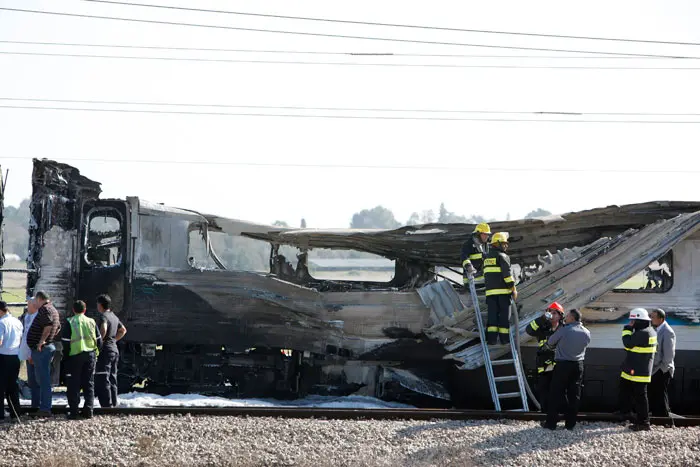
[547,302,564,314]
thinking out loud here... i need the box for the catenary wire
[0,7,694,59]
[2,98,699,117]
[4,51,700,70]
[2,39,698,60]
[3,155,700,175]
[2,105,700,123]
[83,0,700,48]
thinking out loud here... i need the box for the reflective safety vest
[461,235,488,283]
[620,324,656,383]
[67,314,100,357]
[483,248,515,296]
[525,315,558,373]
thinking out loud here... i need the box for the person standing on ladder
[483,232,517,345]
[526,302,565,412]
[461,223,491,289]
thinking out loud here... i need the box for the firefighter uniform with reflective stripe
[483,247,515,345]
[461,235,488,285]
[619,322,657,428]
[62,313,102,418]
[526,315,558,411]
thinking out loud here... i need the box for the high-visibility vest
[483,248,515,296]
[67,314,100,357]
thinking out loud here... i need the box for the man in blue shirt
[0,300,24,421]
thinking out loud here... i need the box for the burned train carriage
[23,159,700,411]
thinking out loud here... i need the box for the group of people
[461,222,678,431]
[0,291,126,421]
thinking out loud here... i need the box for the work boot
[80,410,93,419]
[540,421,556,430]
[67,412,80,420]
[31,410,52,418]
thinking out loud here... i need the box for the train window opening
[85,210,123,267]
[614,250,673,293]
[307,249,395,282]
[187,228,270,272]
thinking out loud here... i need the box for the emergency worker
[461,223,490,287]
[61,300,101,419]
[526,302,564,412]
[618,307,657,431]
[483,232,517,345]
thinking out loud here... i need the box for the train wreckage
[1,159,699,413]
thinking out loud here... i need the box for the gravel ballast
[1,415,698,466]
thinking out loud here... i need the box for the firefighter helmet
[473,223,491,234]
[490,232,509,245]
[547,302,564,315]
[629,307,651,321]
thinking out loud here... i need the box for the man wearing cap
[0,300,24,421]
[526,302,564,412]
[618,307,657,431]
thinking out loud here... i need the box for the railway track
[17,406,700,427]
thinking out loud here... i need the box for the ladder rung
[493,375,518,383]
[507,408,526,412]
[490,359,514,366]
[497,392,522,399]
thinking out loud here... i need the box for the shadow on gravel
[394,420,497,438]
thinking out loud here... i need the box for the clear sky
[1,0,699,227]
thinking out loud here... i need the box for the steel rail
[17,406,699,426]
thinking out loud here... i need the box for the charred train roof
[241,201,700,266]
[32,159,700,267]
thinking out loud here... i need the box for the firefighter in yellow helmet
[483,232,517,345]
[461,223,490,288]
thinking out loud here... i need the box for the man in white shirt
[0,300,24,421]
[649,308,676,420]
[19,299,39,409]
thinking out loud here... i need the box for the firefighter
[526,301,564,412]
[618,307,657,431]
[483,232,517,345]
[461,223,490,287]
[61,300,102,419]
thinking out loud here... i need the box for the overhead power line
[4,39,697,60]
[2,104,700,123]
[3,98,700,117]
[84,0,700,48]
[5,50,700,70]
[0,7,694,59]
[3,155,700,175]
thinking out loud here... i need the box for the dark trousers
[66,351,96,415]
[0,354,21,419]
[538,370,554,413]
[486,294,511,345]
[649,370,672,417]
[619,378,650,426]
[545,360,583,429]
[95,350,119,407]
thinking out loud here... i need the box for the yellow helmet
[473,223,491,234]
[490,232,509,245]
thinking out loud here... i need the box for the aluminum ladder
[465,275,529,412]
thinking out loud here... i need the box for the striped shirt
[26,302,61,349]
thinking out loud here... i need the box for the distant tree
[506,212,511,221]
[407,210,436,225]
[272,220,289,228]
[1,198,30,256]
[437,203,482,224]
[300,218,307,228]
[406,212,421,226]
[524,208,552,219]
[350,206,401,229]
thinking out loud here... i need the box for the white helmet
[629,307,651,321]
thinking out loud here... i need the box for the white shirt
[18,312,37,361]
[0,313,23,356]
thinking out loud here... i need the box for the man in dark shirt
[26,290,61,417]
[94,294,127,408]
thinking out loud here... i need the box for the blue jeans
[31,344,56,412]
[26,361,40,408]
